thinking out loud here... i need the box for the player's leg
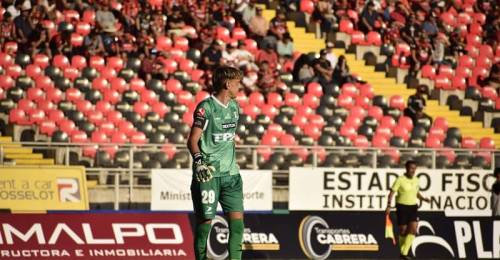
[396,204,409,257]
[401,205,418,257]
[219,175,244,260]
[191,177,220,260]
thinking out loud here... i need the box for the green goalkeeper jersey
[192,95,240,177]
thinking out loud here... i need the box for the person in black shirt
[405,85,428,124]
[200,40,223,70]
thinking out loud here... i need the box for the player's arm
[187,105,213,182]
[385,190,394,215]
[417,192,430,203]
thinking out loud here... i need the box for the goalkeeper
[187,66,244,260]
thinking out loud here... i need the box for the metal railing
[1,141,498,210]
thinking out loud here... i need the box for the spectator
[409,37,432,76]
[312,0,336,37]
[422,15,438,37]
[292,54,313,82]
[257,61,278,93]
[49,25,73,57]
[359,2,380,34]
[324,41,338,70]
[222,41,257,71]
[431,33,448,65]
[14,2,34,51]
[242,0,257,27]
[96,1,117,35]
[269,11,287,40]
[200,40,224,70]
[401,15,421,46]
[84,28,105,56]
[479,63,500,89]
[404,85,428,124]
[492,168,500,218]
[0,12,15,45]
[249,7,269,43]
[276,33,294,58]
[30,26,51,57]
[5,0,22,18]
[167,7,186,35]
[256,44,278,71]
[314,49,334,86]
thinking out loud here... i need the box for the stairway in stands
[261,6,500,149]
[0,136,54,165]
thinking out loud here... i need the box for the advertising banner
[151,170,272,211]
[289,167,495,216]
[0,213,194,259]
[189,212,498,259]
[0,166,89,211]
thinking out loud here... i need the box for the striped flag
[385,214,396,245]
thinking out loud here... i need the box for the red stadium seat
[106,110,123,124]
[267,92,283,107]
[232,27,246,40]
[303,93,320,109]
[482,87,498,100]
[372,134,389,148]
[33,54,50,69]
[179,59,194,73]
[18,99,35,111]
[39,120,57,136]
[479,137,495,149]
[466,34,481,47]
[389,95,405,111]
[71,33,84,47]
[26,64,43,79]
[304,125,322,141]
[118,120,135,137]
[100,67,117,80]
[367,106,383,120]
[130,78,146,92]
[88,110,104,125]
[433,117,449,131]
[76,99,93,115]
[96,100,112,114]
[107,56,124,71]
[420,65,436,79]
[176,90,193,106]
[397,116,413,131]
[350,31,366,45]
[451,75,467,90]
[53,55,70,69]
[0,52,14,66]
[345,115,362,129]
[243,104,259,120]
[396,43,411,56]
[152,101,169,118]
[249,91,265,107]
[262,133,279,146]
[458,55,474,68]
[375,126,392,139]
[366,31,382,46]
[173,36,189,51]
[64,67,80,81]
[309,114,325,128]
[461,137,477,149]
[5,64,22,79]
[307,82,323,97]
[76,22,91,36]
[300,0,315,14]
[393,126,409,141]
[284,92,301,108]
[434,74,452,89]
[280,133,296,146]
[71,55,87,69]
[440,12,456,26]
[89,56,106,71]
[380,116,396,129]
[59,119,76,134]
[296,105,314,116]
[261,104,278,120]
[455,66,471,78]
[291,114,308,129]
[476,55,492,69]
[473,13,486,25]
[27,87,44,102]
[111,131,128,144]
[425,135,442,148]
[353,135,370,148]
[92,77,109,91]
[65,88,83,102]
[102,88,120,104]
[457,12,472,25]
[166,79,182,93]
[71,131,88,143]
[339,19,354,34]
[216,26,231,42]
[349,106,366,118]
[110,77,127,93]
[133,101,150,117]
[479,45,494,58]
[4,42,18,54]
[337,94,355,109]
[0,75,14,90]
[340,125,357,141]
[48,109,64,122]
[243,39,258,54]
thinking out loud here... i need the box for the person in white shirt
[324,41,338,70]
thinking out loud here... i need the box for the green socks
[402,234,415,256]
[194,223,211,260]
[229,219,244,260]
[399,235,407,255]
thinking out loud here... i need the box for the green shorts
[191,174,244,220]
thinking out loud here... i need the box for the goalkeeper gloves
[192,153,214,182]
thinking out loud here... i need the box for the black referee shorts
[396,203,418,225]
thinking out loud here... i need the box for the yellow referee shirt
[391,175,419,205]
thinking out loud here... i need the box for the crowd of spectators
[0,0,298,94]
[283,0,499,91]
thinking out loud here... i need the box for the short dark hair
[494,167,500,176]
[212,66,243,93]
[405,160,417,169]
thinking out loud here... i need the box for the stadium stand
[0,0,499,206]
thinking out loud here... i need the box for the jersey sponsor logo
[212,133,235,142]
[221,122,236,129]
[299,216,379,260]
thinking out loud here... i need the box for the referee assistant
[385,160,430,259]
